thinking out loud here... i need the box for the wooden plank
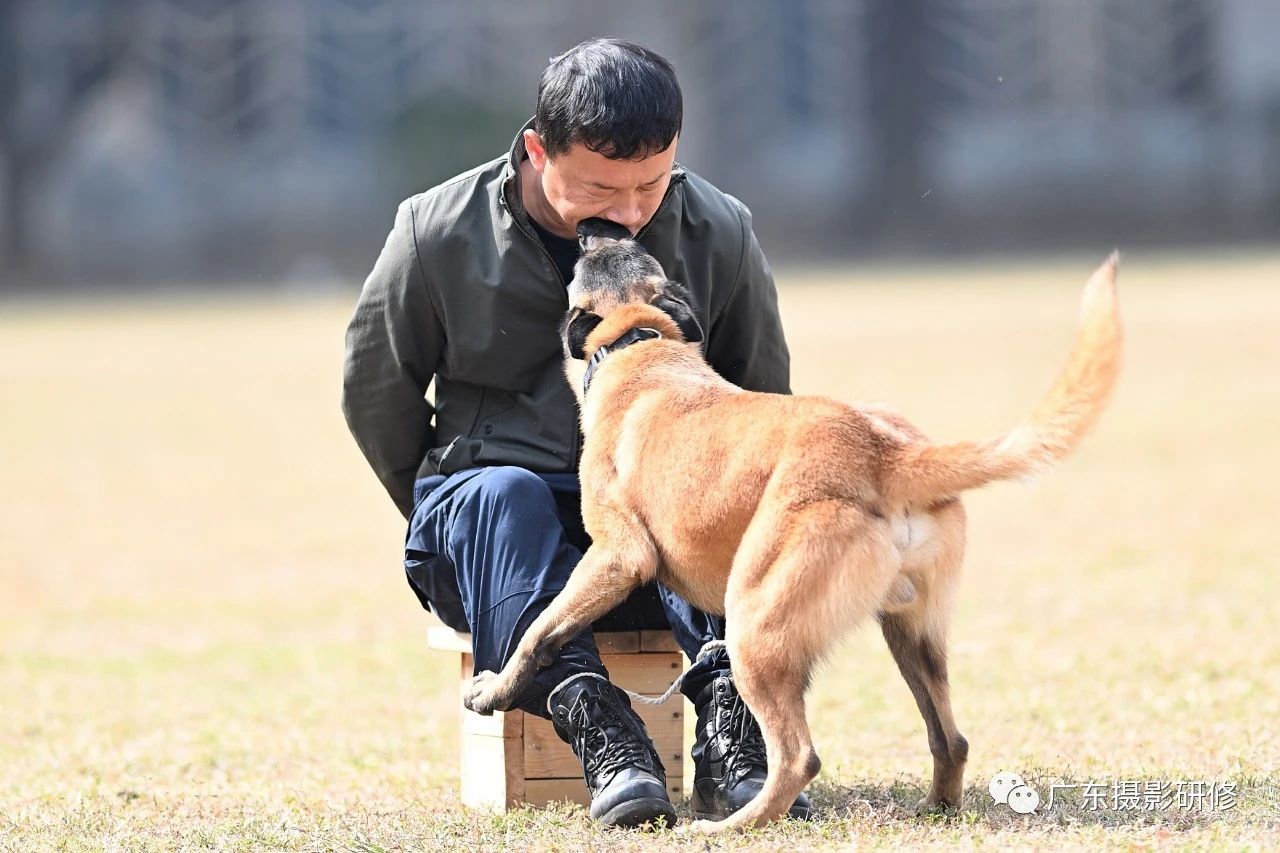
[639,630,682,653]
[460,732,524,810]
[432,627,650,655]
[523,777,591,808]
[524,705,683,780]
[594,632,641,654]
[461,707,523,738]
[601,653,684,694]
[428,625,473,653]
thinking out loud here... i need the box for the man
[342,38,806,827]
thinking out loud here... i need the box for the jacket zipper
[508,201,567,288]
[507,208,581,469]
[635,172,683,242]
[436,435,462,473]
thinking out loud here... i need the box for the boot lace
[717,686,769,782]
[563,692,661,788]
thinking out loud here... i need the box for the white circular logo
[988,771,1026,805]
[1007,784,1040,814]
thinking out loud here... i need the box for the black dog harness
[582,327,662,395]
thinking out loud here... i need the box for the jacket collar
[503,117,537,180]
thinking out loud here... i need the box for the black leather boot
[548,673,677,828]
[691,674,812,820]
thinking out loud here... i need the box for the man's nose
[605,204,643,232]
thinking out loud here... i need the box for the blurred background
[1,0,1277,291]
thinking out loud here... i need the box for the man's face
[525,129,677,236]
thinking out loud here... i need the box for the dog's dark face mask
[561,217,704,360]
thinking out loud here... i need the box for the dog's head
[560,217,704,361]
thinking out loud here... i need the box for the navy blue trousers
[404,466,729,718]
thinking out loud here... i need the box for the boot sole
[598,796,678,829]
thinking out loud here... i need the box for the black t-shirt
[529,216,580,286]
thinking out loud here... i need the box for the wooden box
[427,626,686,811]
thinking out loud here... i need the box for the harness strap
[582,326,662,395]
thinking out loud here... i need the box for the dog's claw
[462,670,502,716]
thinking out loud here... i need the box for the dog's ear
[576,217,632,253]
[562,308,604,360]
[651,282,704,344]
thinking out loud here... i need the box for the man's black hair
[535,39,682,161]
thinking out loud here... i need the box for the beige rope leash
[545,640,727,714]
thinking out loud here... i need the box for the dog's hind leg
[879,502,969,812]
[691,501,897,833]
[462,518,657,715]
[880,610,969,811]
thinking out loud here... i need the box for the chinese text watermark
[990,772,1239,814]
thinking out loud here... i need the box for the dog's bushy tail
[883,253,1123,506]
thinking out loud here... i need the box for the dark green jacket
[342,124,791,519]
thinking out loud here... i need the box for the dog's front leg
[462,536,657,715]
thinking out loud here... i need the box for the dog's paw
[682,818,722,835]
[462,670,503,716]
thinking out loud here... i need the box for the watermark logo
[989,771,1040,813]
[990,772,1239,814]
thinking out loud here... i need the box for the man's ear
[524,129,549,172]
[652,282,704,344]
[562,308,605,360]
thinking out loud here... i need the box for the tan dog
[463,235,1122,833]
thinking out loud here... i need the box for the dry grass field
[2,252,1278,851]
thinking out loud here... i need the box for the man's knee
[465,466,556,515]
